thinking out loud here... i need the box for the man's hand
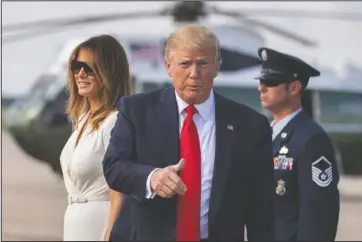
[150,158,187,198]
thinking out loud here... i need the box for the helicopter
[3,1,362,175]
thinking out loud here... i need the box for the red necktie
[176,105,201,241]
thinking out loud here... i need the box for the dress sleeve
[101,111,119,151]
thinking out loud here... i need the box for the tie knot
[185,105,197,116]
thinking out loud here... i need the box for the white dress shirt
[270,108,302,140]
[145,90,216,239]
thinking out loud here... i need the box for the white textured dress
[60,111,118,241]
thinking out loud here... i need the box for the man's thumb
[173,158,186,172]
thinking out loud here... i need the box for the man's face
[258,81,293,111]
[165,47,219,105]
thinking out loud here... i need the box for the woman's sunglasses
[71,60,96,77]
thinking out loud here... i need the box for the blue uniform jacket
[273,111,340,241]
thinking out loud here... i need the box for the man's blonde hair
[164,24,221,62]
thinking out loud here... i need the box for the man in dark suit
[102,25,274,241]
[255,47,340,241]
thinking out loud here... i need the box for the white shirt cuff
[145,168,160,199]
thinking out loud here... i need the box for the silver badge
[281,132,287,139]
[261,50,268,61]
[279,146,289,155]
[276,180,286,196]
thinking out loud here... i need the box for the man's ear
[164,58,172,77]
[291,80,302,95]
[213,58,221,78]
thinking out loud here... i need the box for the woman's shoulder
[100,110,119,129]
[105,110,119,122]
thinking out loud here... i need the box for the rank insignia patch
[312,156,333,187]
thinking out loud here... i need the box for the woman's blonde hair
[66,34,131,132]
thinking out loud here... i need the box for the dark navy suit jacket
[102,87,275,241]
[272,111,340,241]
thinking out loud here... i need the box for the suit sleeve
[102,96,157,201]
[246,116,275,241]
[297,132,340,240]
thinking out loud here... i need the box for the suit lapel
[153,87,180,167]
[208,93,234,226]
[272,111,306,156]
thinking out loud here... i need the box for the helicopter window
[54,87,69,103]
[319,91,362,124]
[27,74,58,101]
[219,48,261,72]
[129,43,162,63]
[44,75,67,100]
[40,87,69,123]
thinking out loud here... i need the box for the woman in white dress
[60,34,132,241]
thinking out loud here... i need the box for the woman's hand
[104,229,111,241]
[105,189,123,241]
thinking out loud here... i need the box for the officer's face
[258,80,302,111]
[258,81,291,111]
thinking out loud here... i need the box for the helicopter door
[301,90,314,118]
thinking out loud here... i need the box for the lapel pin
[227,124,234,131]
[279,146,289,154]
[281,132,287,139]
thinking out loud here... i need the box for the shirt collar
[175,89,215,121]
[271,108,303,128]
[270,108,302,140]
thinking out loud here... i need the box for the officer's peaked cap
[255,47,320,83]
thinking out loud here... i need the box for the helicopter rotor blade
[4,3,360,34]
[2,9,173,44]
[4,1,360,46]
[244,18,317,47]
[3,28,68,44]
[227,8,362,22]
[209,6,318,47]
[3,9,171,33]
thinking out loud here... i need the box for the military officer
[255,47,340,241]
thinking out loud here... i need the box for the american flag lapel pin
[227,124,234,131]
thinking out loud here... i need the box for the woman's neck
[88,97,102,115]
